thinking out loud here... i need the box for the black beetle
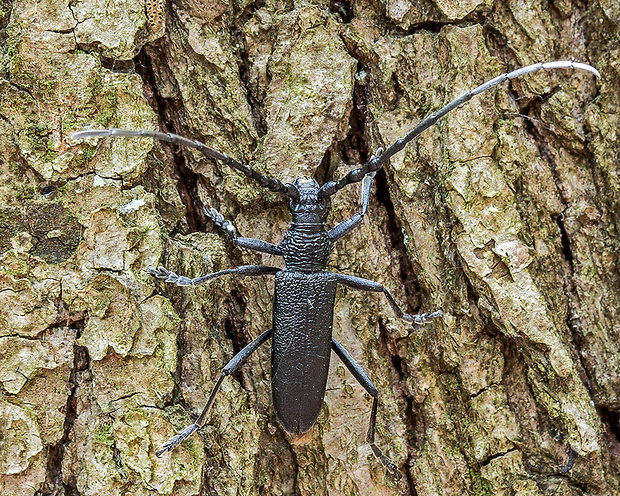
[72,60,599,479]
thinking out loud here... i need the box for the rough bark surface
[0,0,618,494]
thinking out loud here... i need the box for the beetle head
[288,177,328,225]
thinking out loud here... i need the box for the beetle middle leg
[156,328,273,456]
[331,338,402,480]
[335,273,442,324]
[148,264,280,286]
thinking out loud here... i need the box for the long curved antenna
[319,60,600,198]
[71,128,300,200]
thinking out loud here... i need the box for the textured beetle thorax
[282,177,332,271]
[280,228,333,271]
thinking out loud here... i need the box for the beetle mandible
[72,60,599,479]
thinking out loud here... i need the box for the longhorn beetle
[73,61,599,480]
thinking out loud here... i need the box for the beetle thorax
[280,177,333,271]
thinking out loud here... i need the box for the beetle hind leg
[367,398,401,477]
[331,338,402,480]
[155,421,202,456]
[156,328,273,457]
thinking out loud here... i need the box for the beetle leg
[334,273,442,325]
[156,328,273,457]
[331,338,402,480]
[561,443,576,473]
[148,264,279,287]
[327,171,376,243]
[204,206,283,256]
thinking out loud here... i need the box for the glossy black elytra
[72,60,599,480]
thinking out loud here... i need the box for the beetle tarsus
[156,424,198,457]
[560,443,576,473]
[409,310,443,325]
[204,206,237,240]
[370,443,403,480]
[148,266,194,286]
[384,457,403,481]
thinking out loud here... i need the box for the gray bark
[0,0,619,494]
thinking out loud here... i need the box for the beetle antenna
[318,60,600,197]
[71,128,300,200]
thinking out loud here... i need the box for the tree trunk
[1,0,619,494]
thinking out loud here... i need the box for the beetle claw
[388,465,403,481]
[380,455,402,481]
[412,310,443,325]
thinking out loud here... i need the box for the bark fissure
[329,0,353,24]
[135,46,206,234]
[377,316,419,495]
[555,213,574,269]
[597,405,620,449]
[41,339,88,496]
[236,5,268,138]
[341,68,371,171]
[392,349,423,496]
[343,43,438,492]
[517,95,612,420]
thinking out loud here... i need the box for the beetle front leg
[335,273,442,324]
[204,206,283,256]
[331,338,401,480]
[328,171,376,242]
[156,328,273,456]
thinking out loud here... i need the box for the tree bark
[1,0,619,494]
